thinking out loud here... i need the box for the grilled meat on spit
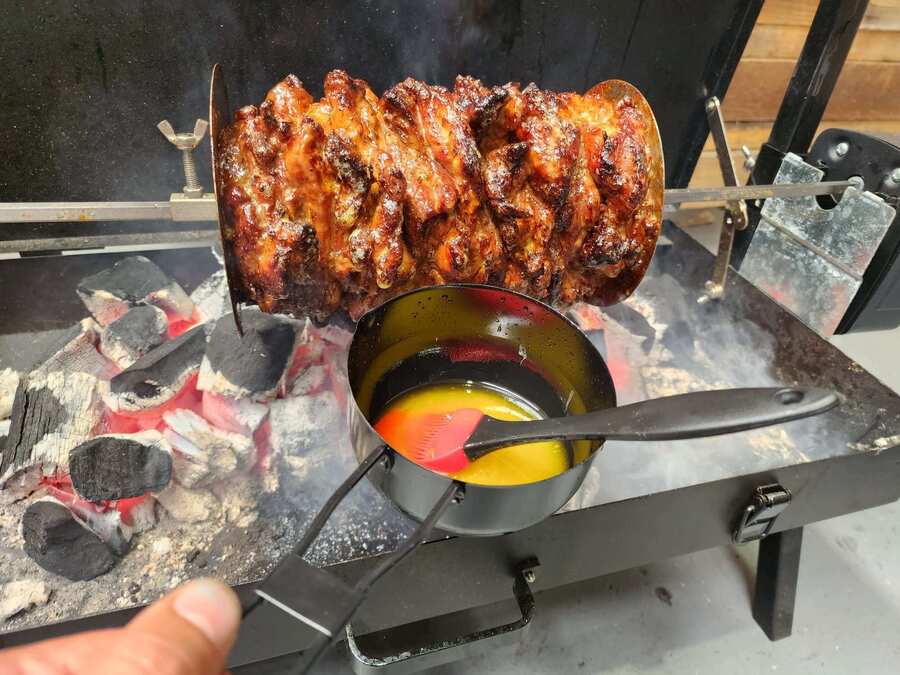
[216,71,662,321]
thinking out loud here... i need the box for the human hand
[0,578,241,674]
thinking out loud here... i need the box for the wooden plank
[724,58,900,122]
[758,0,900,31]
[744,24,900,62]
[700,120,900,152]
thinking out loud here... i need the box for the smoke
[567,265,842,508]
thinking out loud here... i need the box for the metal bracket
[699,96,749,303]
[733,484,792,544]
[740,152,897,335]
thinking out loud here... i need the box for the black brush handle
[463,387,839,460]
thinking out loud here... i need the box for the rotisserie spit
[215,71,664,321]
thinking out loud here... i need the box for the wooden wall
[689,0,900,192]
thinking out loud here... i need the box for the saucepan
[247,284,838,673]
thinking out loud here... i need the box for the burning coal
[0,255,355,590]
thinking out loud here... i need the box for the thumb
[96,577,242,675]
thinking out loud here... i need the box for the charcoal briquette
[107,325,207,412]
[198,309,299,400]
[77,255,194,326]
[69,432,172,501]
[22,499,118,581]
[100,306,169,369]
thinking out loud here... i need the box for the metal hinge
[733,484,792,544]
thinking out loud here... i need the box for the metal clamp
[346,559,539,674]
[158,119,209,198]
[733,484,792,544]
[699,96,748,303]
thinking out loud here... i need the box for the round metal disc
[585,79,664,305]
[209,63,245,334]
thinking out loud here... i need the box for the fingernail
[173,578,241,649]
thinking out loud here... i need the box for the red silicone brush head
[375,407,484,474]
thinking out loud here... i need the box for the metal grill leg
[752,527,803,641]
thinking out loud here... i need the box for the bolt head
[890,168,900,184]
[524,570,536,584]
[835,141,849,158]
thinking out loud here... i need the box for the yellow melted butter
[380,382,570,486]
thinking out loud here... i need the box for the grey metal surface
[741,153,897,336]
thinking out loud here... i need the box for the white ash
[290,364,327,396]
[2,318,119,484]
[312,323,354,350]
[268,390,342,456]
[295,320,326,363]
[189,269,229,322]
[125,498,158,535]
[99,306,169,369]
[1,371,104,485]
[640,366,728,398]
[0,419,9,438]
[0,466,41,506]
[200,392,268,436]
[0,368,19,419]
[151,537,172,556]
[154,483,220,523]
[0,579,50,622]
[211,475,259,528]
[78,289,131,327]
[56,489,156,554]
[0,280,413,632]
[162,409,254,486]
[64,499,133,556]
[41,318,117,380]
[145,287,195,325]
[77,255,195,326]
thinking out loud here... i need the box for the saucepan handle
[345,562,538,675]
[469,386,839,451]
[244,445,462,675]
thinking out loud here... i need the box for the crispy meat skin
[218,71,660,320]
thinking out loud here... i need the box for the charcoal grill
[1,1,900,672]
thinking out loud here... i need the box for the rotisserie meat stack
[217,71,662,320]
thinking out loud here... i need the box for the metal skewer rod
[662,180,854,204]
[0,180,856,225]
[0,201,179,223]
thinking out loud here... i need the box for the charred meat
[217,72,662,320]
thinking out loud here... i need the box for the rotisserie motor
[216,71,663,321]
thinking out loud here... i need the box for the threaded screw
[158,119,208,198]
